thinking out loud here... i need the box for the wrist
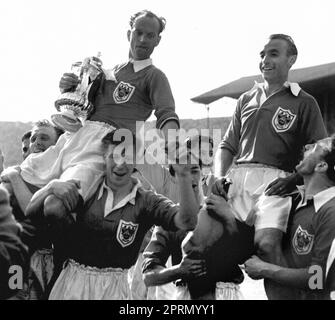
[176,263,185,277]
[47,180,59,194]
[261,262,280,279]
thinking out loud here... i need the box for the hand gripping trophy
[52,53,103,132]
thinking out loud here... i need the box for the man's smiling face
[259,38,295,85]
[104,144,135,190]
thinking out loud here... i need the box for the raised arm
[171,163,199,230]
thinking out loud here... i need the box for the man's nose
[138,34,146,42]
[262,54,270,64]
[115,159,126,167]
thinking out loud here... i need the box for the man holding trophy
[52,55,104,133]
[15,10,180,276]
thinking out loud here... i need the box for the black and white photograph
[0,0,334,306]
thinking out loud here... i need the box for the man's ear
[127,30,131,42]
[155,35,161,47]
[315,161,328,173]
[288,55,297,68]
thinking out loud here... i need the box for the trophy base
[51,113,82,133]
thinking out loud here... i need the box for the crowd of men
[0,9,334,300]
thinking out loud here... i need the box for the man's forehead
[133,15,160,31]
[262,38,288,52]
[31,126,55,137]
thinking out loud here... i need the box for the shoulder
[137,185,155,197]
[317,197,335,218]
[136,186,159,204]
[238,86,259,104]
[146,65,169,80]
[109,61,130,75]
[314,198,335,232]
[137,186,171,202]
[113,62,128,72]
[296,89,319,107]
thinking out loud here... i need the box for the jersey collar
[129,58,153,72]
[313,186,335,212]
[98,178,141,217]
[296,185,335,212]
[254,81,301,97]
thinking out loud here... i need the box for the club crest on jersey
[272,107,296,132]
[116,219,139,248]
[113,81,135,104]
[292,225,314,255]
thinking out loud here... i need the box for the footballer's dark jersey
[90,61,179,133]
[220,84,327,172]
[68,184,179,270]
[282,188,335,299]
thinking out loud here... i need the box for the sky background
[1,0,335,122]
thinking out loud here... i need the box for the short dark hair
[269,34,298,56]
[129,10,166,34]
[186,135,214,156]
[32,119,64,140]
[21,130,32,142]
[168,135,213,177]
[323,135,335,183]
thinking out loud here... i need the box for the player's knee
[181,232,203,258]
[43,195,67,221]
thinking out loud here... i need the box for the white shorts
[20,121,115,201]
[172,282,243,300]
[226,164,292,232]
[127,253,148,300]
[49,259,130,300]
[215,282,244,300]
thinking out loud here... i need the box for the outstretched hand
[178,256,207,280]
[0,166,21,183]
[59,73,80,93]
[205,193,233,221]
[244,255,269,280]
[170,144,194,178]
[48,179,81,212]
[265,174,298,197]
[211,177,231,200]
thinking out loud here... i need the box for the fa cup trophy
[52,54,103,132]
